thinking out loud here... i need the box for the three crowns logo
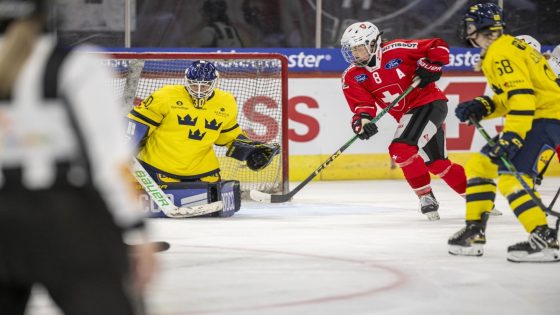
[178,114,197,126]
[205,119,222,131]
[188,129,206,141]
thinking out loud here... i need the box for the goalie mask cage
[108,52,289,195]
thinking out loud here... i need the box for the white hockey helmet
[516,35,541,52]
[340,22,383,67]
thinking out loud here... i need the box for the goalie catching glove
[226,138,280,171]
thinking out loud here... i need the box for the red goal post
[106,52,289,195]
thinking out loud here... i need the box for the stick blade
[166,201,224,218]
[249,190,292,203]
[249,190,272,203]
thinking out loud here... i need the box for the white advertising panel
[287,75,503,155]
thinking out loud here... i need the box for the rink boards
[286,74,560,180]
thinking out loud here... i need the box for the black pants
[393,100,448,164]
[0,185,136,315]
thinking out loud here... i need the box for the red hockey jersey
[342,38,450,122]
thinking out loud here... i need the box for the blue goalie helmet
[184,60,219,108]
[459,2,505,46]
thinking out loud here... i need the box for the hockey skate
[489,206,502,216]
[448,213,489,256]
[419,191,439,221]
[507,225,560,263]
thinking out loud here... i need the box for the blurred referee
[0,1,155,314]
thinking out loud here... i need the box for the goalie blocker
[139,180,241,218]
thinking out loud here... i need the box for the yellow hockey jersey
[482,34,560,138]
[127,85,245,178]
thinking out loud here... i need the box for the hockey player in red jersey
[340,21,466,220]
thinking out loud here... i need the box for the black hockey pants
[0,179,136,315]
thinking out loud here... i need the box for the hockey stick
[250,78,420,203]
[535,151,556,185]
[549,186,560,213]
[131,159,224,218]
[470,117,560,217]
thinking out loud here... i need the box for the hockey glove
[226,139,280,171]
[415,58,443,88]
[455,96,495,122]
[488,132,524,161]
[352,113,378,140]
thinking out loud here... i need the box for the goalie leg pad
[139,180,241,218]
[213,180,241,217]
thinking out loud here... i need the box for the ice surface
[27,178,560,315]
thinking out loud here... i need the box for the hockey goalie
[125,60,279,217]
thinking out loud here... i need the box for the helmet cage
[340,22,383,67]
[341,32,382,67]
[184,61,219,108]
[185,78,218,108]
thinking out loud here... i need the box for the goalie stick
[250,78,420,203]
[470,117,560,217]
[131,159,224,218]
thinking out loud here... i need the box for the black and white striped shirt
[0,34,145,232]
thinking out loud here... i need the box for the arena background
[55,0,560,180]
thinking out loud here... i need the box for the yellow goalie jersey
[482,34,560,138]
[127,85,245,178]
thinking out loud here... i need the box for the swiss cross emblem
[376,85,406,112]
[381,91,399,104]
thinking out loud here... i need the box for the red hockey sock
[389,142,431,196]
[427,159,467,196]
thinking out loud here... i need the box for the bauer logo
[385,58,402,69]
[354,74,368,83]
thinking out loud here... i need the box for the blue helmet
[459,3,505,46]
[184,60,219,108]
